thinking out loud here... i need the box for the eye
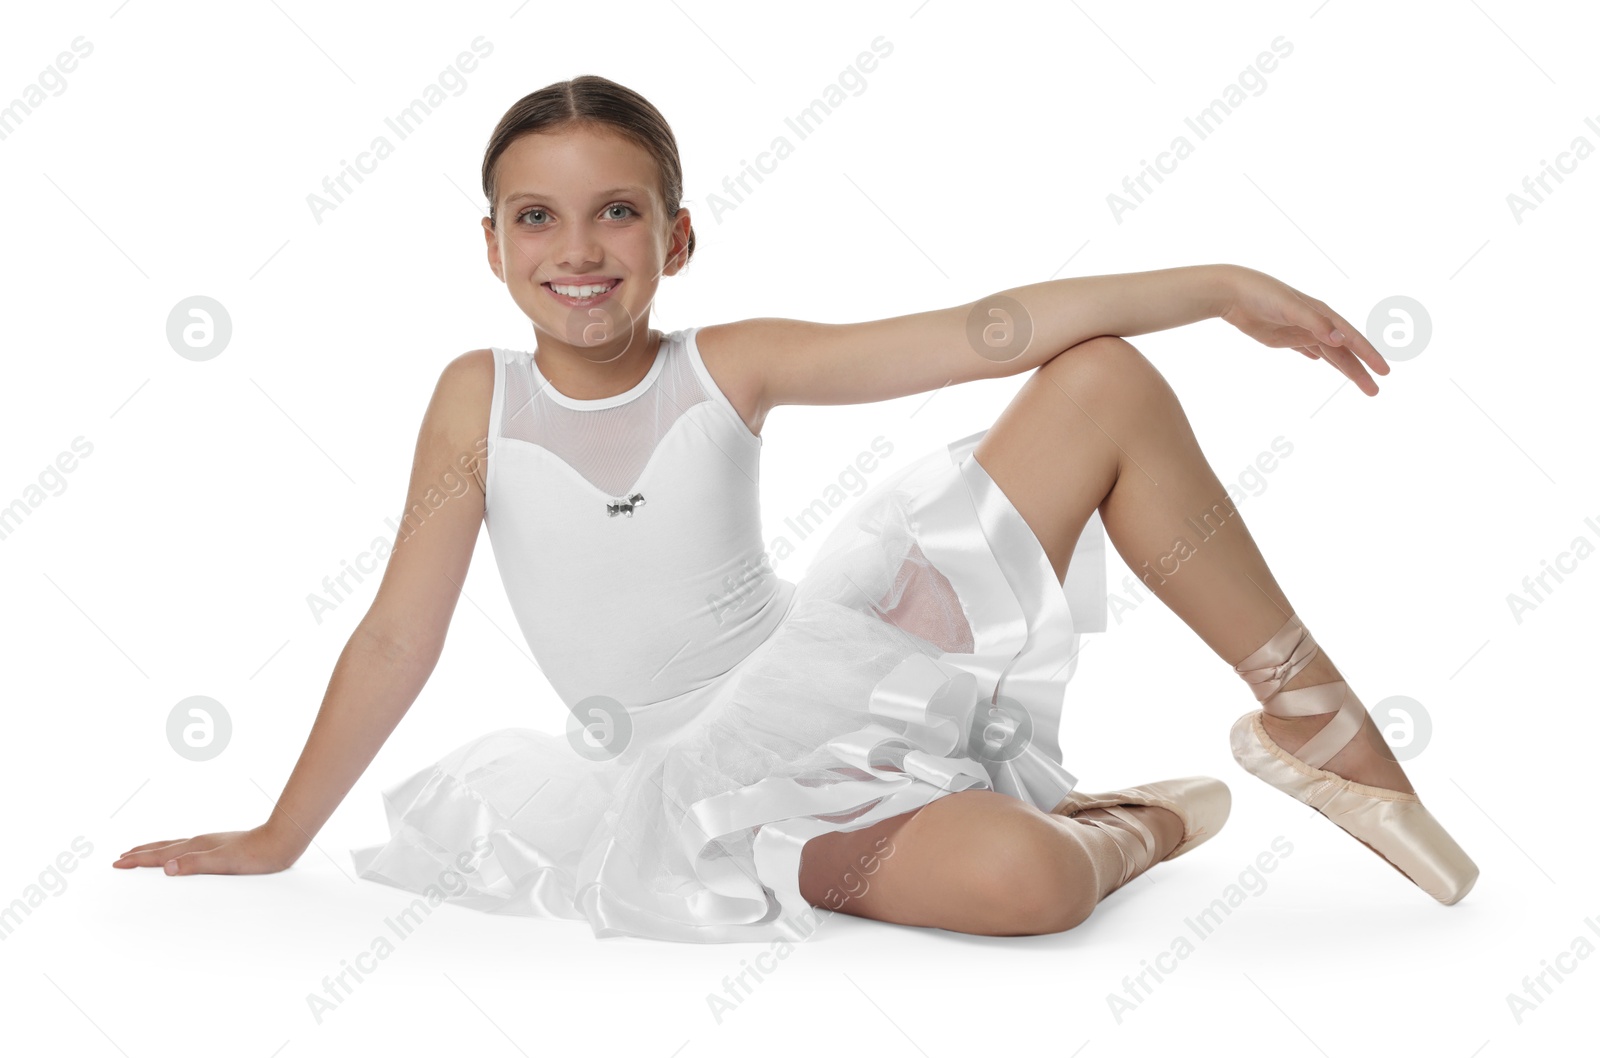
[514,203,635,226]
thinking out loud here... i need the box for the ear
[482,216,504,281]
[662,208,692,277]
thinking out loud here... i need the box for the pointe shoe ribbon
[1228,614,1480,905]
[1052,775,1232,888]
[1235,615,1367,771]
[1073,806,1157,890]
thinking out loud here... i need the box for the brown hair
[480,75,695,267]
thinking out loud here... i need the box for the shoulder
[421,351,497,486]
[690,319,763,374]
[443,346,497,385]
[433,349,496,432]
[691,320,800,437]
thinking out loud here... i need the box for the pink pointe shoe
[1229,613,1479,905]
[1051,776,1232,888]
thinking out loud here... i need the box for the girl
[114,75,1477,942]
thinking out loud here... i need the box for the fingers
[112,846,186,868]
[1294,295,1389,395]
[112,842,185,868]
[1324,304,1389,377]
[119,839,189,856]
[113,838,205,869]
[1319,342,1379,396]
[1307,297,1390,382]
[165,848,238,876]
[1271,280,1391,395]
[112,843,230,873]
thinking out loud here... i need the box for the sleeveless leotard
[483,327,796,711]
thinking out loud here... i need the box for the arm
[113,350,496,875]
[980,264,1239,350]
[735,263,1388,413]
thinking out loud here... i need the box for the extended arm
[730,263,1387,414]
[114,350,495,875]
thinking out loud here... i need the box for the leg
[796,788,1183,935]
[971,335,1411,792]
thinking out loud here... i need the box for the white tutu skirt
[350,428,1108,942]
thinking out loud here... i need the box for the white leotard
[483,327,797,711]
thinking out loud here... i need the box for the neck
[534,327,660,400]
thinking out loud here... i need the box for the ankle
[1275,650,1342,696]
[1081,805,1184,861]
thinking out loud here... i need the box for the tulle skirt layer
[350,428,1108,942]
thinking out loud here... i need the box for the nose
[554,217,604,274]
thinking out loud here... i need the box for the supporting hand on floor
[112,824,302,876]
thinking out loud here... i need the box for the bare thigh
[970,335,1168,584]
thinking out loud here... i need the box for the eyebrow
[503,186,649,204]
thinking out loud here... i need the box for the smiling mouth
[543,279,621,305]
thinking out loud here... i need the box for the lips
[543,278,621,307]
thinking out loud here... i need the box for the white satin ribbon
[658,430,1096,940]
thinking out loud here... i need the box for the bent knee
[1039,335,1179,422]
[969,811,1100,935]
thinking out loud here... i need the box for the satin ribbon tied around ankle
[1069,805,1157,889]
[1233,614,1369,772]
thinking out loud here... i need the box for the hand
[1218,265,1390,395]
[112,824,303,876]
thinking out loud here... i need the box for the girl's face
[483,124,690,355]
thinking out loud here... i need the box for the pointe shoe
[1051,776,1232,887]
[1228,613,1479,905]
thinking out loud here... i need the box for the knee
[1038,335,1180,423]
[969,811,1100,935]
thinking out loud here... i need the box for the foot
[1259,709,1415,794]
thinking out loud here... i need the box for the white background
[2,0,1595,1054]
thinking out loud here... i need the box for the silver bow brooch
[607,492,646,517]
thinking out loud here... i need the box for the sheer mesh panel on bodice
[501,338,719,498]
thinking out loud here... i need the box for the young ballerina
[114,75,1477,942]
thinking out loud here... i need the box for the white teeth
[549,281,616,298]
